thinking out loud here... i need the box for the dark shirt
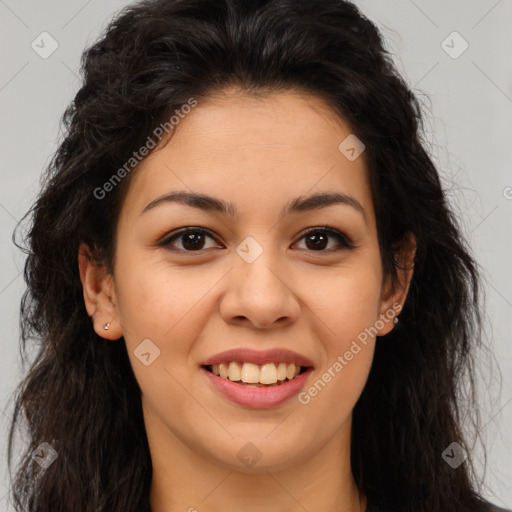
[365,499,511,512]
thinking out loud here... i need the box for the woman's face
[84,88,410,473]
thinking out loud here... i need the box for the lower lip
[201,367,312,409]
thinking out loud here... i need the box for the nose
[219,248,301,330]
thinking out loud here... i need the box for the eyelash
[158,225,356,254]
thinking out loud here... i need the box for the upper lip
[200,348,315,368]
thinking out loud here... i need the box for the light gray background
[1,0,511,510]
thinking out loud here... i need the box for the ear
[78,242,123,340]
[376,232,416,336]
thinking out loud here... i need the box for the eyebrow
[140,190,367,224]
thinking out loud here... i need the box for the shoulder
[477,498,512,512]
[366,500,511,512]
[484,504,511,512]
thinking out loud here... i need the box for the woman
[7,0,509,511]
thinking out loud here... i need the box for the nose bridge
[235,233,288,295]
[220,233,300,328]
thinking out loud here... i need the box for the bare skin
[79,88,415,512]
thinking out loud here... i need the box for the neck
[147,409,366,512]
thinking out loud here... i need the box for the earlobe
[78,243,123,340]
[377,232,416,337]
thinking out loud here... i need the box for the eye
[293,226,355,252]
[159,225,355,254]
[159,228,221,252]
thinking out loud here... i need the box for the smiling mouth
[202,362,310,387]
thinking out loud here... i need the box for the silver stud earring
[103,323,111,330]
[394,317,399,324]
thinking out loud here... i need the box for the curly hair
[7,0,499,511]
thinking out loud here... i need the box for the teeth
[241,362,260,383]
[228,361,241,381]
[208,361,303,385]
[218,363,228,378]
[276,362,287,381]
[260,363,278,384]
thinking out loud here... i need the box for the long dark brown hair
[8,0,501,511]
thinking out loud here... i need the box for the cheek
[116,264,215,421]
[298,257,382,401]
[115,260,228,399]
[305,256,383,346]
[115,258,219,341]
[297,280,381,433]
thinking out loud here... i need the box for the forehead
[120,89,375,227]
